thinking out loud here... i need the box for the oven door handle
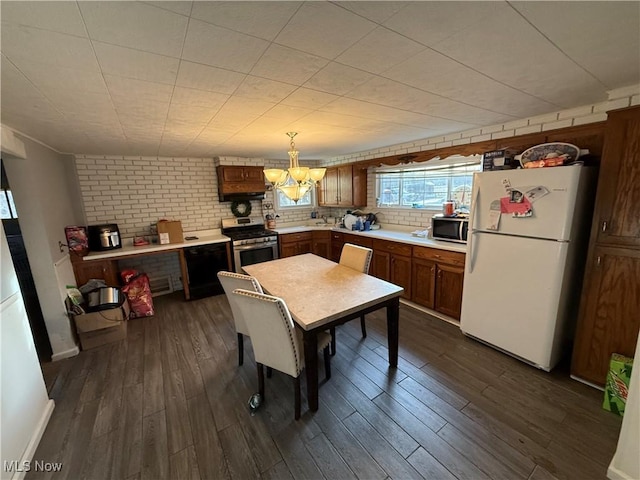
[234,242,278,251]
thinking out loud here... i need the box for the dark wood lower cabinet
[71,255,119,286]
[372,240,412,297]
[412,258,436,309]
[312,231,331,259]
[279,232,312,258]
[434,263,465,319]
[571,246,640,385]
[412,246,465,320]
[330,231,344,263]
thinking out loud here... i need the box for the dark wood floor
[31,292,622,480]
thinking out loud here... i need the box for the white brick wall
[75,155,323,239]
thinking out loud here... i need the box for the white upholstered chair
[331,243,374,355]
[232,288,331,420]
[217,271,263,366]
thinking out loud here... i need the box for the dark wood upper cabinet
[592,109,640,248]
[217,165,266,201]
[571,106,640,387]
[318,165,367,207]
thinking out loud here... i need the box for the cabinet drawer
[413,246,465,267]
[279,232,312,244]
[343,233,373,248]
[373,239,412,257]
[331,231,344,242]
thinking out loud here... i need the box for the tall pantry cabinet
[571,106,640,387]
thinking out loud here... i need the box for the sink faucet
[321,215,327,224]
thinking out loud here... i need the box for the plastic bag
[121,271,154,318]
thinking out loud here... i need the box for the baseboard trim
[51,345,79,362]
[400,299,461,327]
[570,374,605,391]
[11,399,55,480]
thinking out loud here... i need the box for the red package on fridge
[121,272,154,318]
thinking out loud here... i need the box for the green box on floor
[603,353,634,416]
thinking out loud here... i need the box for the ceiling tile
[166,103,216,125]
[234,76,298,102]
[250,44,328,85]
[433,3,607,106]
[304,62,373,95]
[280,88,338,110]
[383,2,503,48]
[191,1,300,41]
[143,1,193,16]
[336,27,425,75]
[8,58,109,97]
[182,19,269,73]
[384,49,558,116]
[93,42,180,84]
[512,1,640,89]
[170,86,228,109]
[175,61,246,95]
[274,2,377,59]
[104,75,174,103]
[339,2,408,24]
[1,23,99,71]
[79,1,188,57]
[260,104,313,123]
[1,1,87,37]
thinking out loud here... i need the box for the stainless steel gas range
[221,218,278,273]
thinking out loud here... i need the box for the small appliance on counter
[88,224,122,251]
[431,214,468,243]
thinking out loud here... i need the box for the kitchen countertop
[274,225,467,253]
[82,234,231,261]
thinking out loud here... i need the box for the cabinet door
[320,168,339,206]
[297,240,313,255]
[243,167,264,182]
[412,258,436,309]
[330,231,344,263]
[280,243,298,258]
[391,254,412,300]
[435,264,464,320]
[338,165,353,206]
[372,250,390,281]
[312,231,331,259]
[74,259,119,286]
[595,107,640,248]
[571,246,640,386]
[220,166,245,182]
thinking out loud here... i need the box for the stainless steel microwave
[431,215,468,243]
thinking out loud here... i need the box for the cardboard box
[483,149,519,171]
[78,322,127,350]
[157,220,183,244]
[72,301,130,350]
[603,353,634,416]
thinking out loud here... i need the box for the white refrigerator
[460,165,596,371]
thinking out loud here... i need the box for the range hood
[219,191,265,202]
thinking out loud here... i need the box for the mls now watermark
[4,460,63,473]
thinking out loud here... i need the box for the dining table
[243,253,404,412]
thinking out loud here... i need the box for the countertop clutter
[82,233,230,260]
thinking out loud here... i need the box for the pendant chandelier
[263,132,326,203]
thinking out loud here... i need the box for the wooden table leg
[302,330,319,411]
[387,297,399,367]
